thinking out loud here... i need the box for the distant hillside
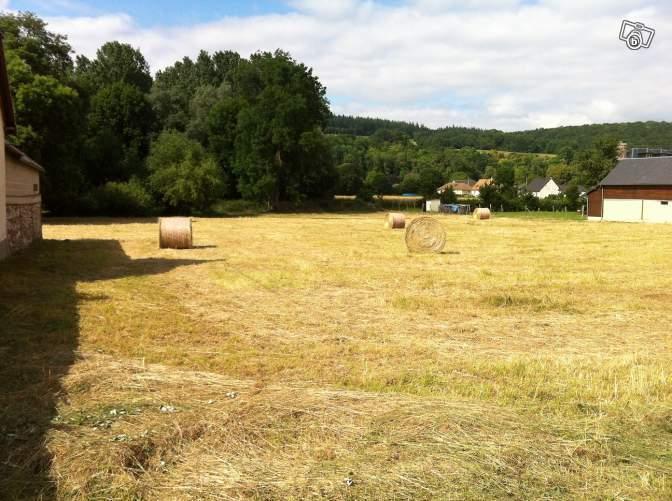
[328,115,672,154]
[327,115,429,136]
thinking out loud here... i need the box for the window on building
[661,201,669,206]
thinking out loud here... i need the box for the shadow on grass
[0,239,211,498]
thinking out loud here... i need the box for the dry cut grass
[1,213,672,499]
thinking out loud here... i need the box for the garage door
[643,200,672,223]
[603,199,642,222]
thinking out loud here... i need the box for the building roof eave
[5,141,45,173]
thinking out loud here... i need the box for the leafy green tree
[479,183,502,209]
[0,12,73,78]
[449,171,469,182]
[12,74,83,212]
[440,187,458,204]
[558,146,576,164]
[364,170,392,195]
[151,50,240,132]
[84,82,154,184]
[13,75,80,156]
[519,192,540,211]
[561,183,581,210]
[77,42,153,93]
[296,129,337,199]
[576,138,619,186]
[147,130,226,211]
[546,162,577,185]
[206,95,243,196]
[232,50,332,206]
[335,163,363,195]
[186,83,231,145]
[417,165,444,198]
[494,163,515,191]
[0,12,86,213]
[399,171,421,194]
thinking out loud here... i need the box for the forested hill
[327,115,429,137]
[327,115,672,154]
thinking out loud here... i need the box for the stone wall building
[5,142,44,253]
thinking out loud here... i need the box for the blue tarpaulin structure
[440,204,471,215]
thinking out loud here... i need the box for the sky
[1,0,669,131]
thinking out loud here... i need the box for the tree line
[331,115,672,154]
[1,13,636,216]
[2,12,334,215]
[329,131,618,208]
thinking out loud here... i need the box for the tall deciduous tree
[232,50,333,206]
[0,12,86,213]
[151,50,240,132]
[0,12,73,78]
[416,164,444,198]
[77,42,153,93]
[576,138,619,186]
[84,82,154,184]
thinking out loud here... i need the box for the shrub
[210,199,268,216]
[80,180,155,216]
[148,130,227,212]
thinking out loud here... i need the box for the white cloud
[409,0,522,12]
[288,0,367,18]
[41,0,672,131]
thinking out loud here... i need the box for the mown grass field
[1,213,672,499]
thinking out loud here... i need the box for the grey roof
[527,177,552,192]
[600,157,672,186]
[5,141,45,173]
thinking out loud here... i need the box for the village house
[587,157,672,223]
[442,181,475,196]
[0,33,43,260]
[526,177,562,199]
[437,178,493,198]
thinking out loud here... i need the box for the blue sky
[10,1,297,26]
[2,0,669,130]
[7,0,540,26]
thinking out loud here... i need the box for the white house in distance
[527,177,562,199]
[587,157,672,223]
[437,178,493,197]
[437,181,474,196]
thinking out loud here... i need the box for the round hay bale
[385,212,406,229]
[159,217,193,249]
[473,208,492,220]
[405,217,446,253]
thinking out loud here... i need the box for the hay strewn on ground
[1,213,672,498]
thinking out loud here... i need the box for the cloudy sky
[1,0,669,131]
